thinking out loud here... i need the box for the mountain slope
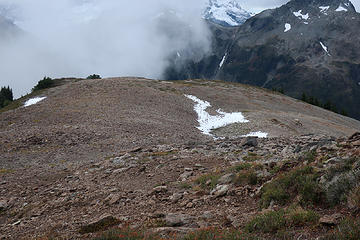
[166,0,360,120]
[1,77,360,239]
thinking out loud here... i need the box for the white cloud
[0,0,210,97]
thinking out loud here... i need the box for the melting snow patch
[219,53,227,68]
[284,23,291,32]
[319,6,330,14]
[293,10,309,20]
[320,41,331,56]
[242,131,268,138]
[24,97,47,107]
[177,52,181,58]
[336,4,348,12]
[303,22,309,24]
[185,94,249,137]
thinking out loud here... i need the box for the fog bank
[0,0,211,97]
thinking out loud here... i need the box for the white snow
[284,23,291,32]
[185,94,249,137]
[319,41,331,56]
[185,94,268,139]
[219,53,227,68]
[177,52,181,58]
[242,131,268,138]
[204,0,252,26]
[319,6,330,14]
[24,97,47,107]
[293,10,309,20]
[303,21,309,24]
[336,4,348,12]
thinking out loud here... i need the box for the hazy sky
[0,0,359,97]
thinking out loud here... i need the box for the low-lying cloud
[0,0,210,97]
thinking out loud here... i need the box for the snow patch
[319,6,330,14]
[177,52,181,58]
[185,94,249,136]
[293,10,309,20]
[336,4,348,12]
[303,21,309,24]
[284,23,291,32]
[219,53,227,68]
[242,131,268,138]
[319,41,331,56]
[24,97,47,107]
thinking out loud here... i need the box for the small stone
[169,193,183,203]
[241,137,258,147]
[180,171,193,181]
[320,214,342,226]
[0,201,7,211]
[152,186,168,194]
[218,173,235,185]
[165,213,193,227]
[210,185,229,198]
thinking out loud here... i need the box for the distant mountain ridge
[165,0,360,120]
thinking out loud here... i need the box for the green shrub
[245,208,318,234]
[245,210,287,233]
[195,173,220,190]
[233,170,258,186]
[87,74,102,79]
[260,166,323,208]
[324,218,360,240]
[32,77,54,92]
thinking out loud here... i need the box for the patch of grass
[0,168,14,175]
[347,185,360,210]
[233,170,258,186]
[195,173,221,190]
[288,207,319,227]
[183,228,258,240]
[245,210,287,234]
[325,157,358,181]
[303,150,317,163]
[94,227,158,240]
[179,182,192,190]
[243,152,261,162]
[260,166,323,208]
[245,208,318,234]
[232,163,252,172]
[79,216,121,234]
[323,218,360,240]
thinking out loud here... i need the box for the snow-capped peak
[203,0,253,27]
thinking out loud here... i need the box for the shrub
[324,218,360,240]
[87,74,102,79]
[260,166,323,208]
[347,185,360,211]
[233,170,258,186]
[195,173,220,190]
[245,210,287,233]
[245,208,318,234]
[32,77,54,92]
